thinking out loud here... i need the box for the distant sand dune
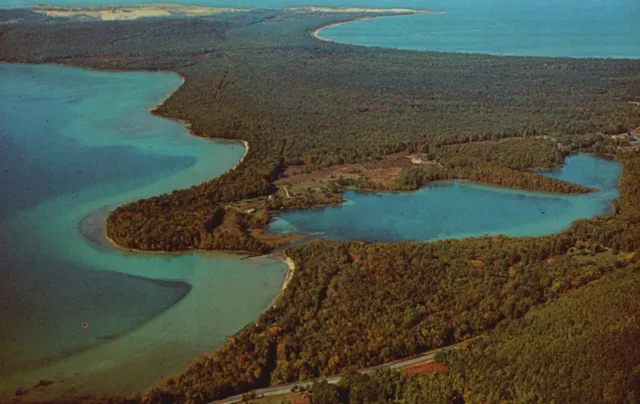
[30,4,439,22]
[31,4,249,21]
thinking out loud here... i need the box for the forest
[1,8,638,252]
[303,259,640,404]
[1,7,639,404]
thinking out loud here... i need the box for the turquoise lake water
[317,0,640,58]
[8,0,640,58]
[268,155,621,242]
[0,64,284,395]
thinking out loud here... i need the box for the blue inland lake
[267,155,621,242]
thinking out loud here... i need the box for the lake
[0,64,285,397]
[316,0,640,59]
[267,155,621,242]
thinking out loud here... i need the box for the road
[210,348,449,404]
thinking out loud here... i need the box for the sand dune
[31,4,249,21]
[31,4,438,22]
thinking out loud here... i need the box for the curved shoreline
[0,64,288,401]
[310,11,639,61]
[268,255,296,309]
[311,16,384,45]
[74,66,288,313]
[102,69,252,253]
[310,11,443,46]
[80,207,294,302]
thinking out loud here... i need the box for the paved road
[210,349,447,404]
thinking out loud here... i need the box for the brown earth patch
[290,395,311,404]
[401,360,446,376]
[277,153,430,188]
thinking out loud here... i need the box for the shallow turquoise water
[0,64,284,391]
[268,155,621,242]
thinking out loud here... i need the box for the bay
[0,64,284,398]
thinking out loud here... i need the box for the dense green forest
[1,8,638,252]
[306,260,640,404]
[1,8,639,404]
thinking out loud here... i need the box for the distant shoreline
[28,4,249,21]
[310,10,443,45]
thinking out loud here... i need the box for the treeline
[356,137,594,193]
[390,160,592,193]
[105,145,284,252]
[106,204,270,253]
[335,159,593,194]
[432,137,565,170]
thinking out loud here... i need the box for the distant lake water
[0,64,284,397]
[7,0,640,58]
[317,0,640,58]
[268,155,621,242]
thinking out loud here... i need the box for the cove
[0,64,284,398]
[316,0,640,59]
[268,154,621,242]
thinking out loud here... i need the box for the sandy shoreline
[148,72,249,174]
[79,208,294,314]
[79,196,296,315]
[264,255,296,309]
[310,10,442,45]
[311,16,381,45]
[75,65,286,312]
[289,7,428,14]
[97,69,252,255]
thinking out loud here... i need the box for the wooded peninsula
[1,6,638,404]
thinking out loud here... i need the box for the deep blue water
[317,0,640,58]
[268,155,621,242]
